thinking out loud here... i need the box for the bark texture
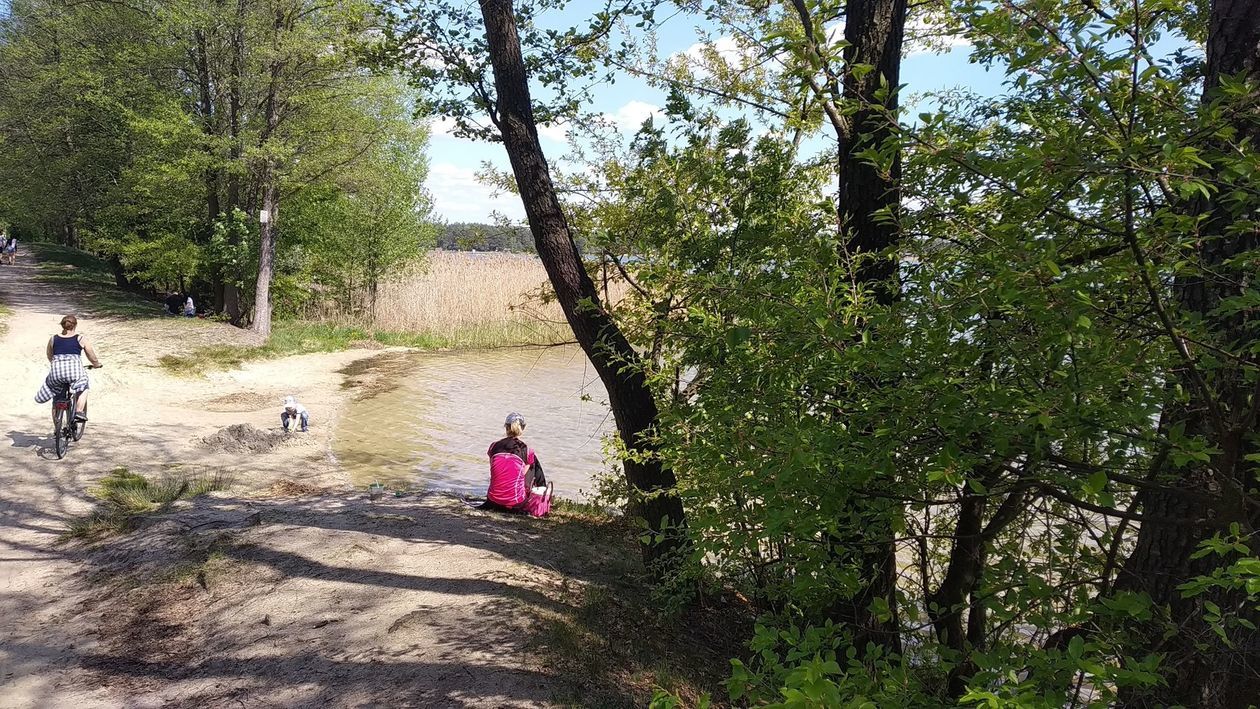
[478,0,686,568]
[1116,1,1260,705]
[838,0,906,304]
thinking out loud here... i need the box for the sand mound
[201,423,290,454]
[202,391,275,412]
[268,479,326,497]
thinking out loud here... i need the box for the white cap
[283,396,297,409]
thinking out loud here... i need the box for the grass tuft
[63,468,234,542]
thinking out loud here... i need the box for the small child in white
[282,396,309,432]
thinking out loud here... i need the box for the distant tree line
[437,222,596,255]
[437,222,535,252]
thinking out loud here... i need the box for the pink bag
[524,482,554,518]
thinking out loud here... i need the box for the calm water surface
[333,347,615,498]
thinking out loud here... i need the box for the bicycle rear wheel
[53,407,66,459]
[72,401,87,441]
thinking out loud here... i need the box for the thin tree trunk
[478,0,687,569]
[194,28,220,224]
[227,0,245,211]
[222,0,247,325]
[251,6,286,337]
[838,0,906,304]
[253,178,277,336]
[195,25,229,316]
[1115,1,1260,705]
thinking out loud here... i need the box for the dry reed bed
[360,251,628,348]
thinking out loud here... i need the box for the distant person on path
[183,295,196,317]
[164,291,183,316]
[481,412,548,514]
[2,233,16,265]
[282,396,309,432]
[34,315,102,423]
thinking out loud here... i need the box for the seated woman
[481,412,547,514]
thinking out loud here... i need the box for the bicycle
[51,364,100,459]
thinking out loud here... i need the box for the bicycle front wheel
[53,408,67,459]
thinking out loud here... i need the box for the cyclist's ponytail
[60,314,77,332]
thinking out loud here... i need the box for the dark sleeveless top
[51,334,83,357]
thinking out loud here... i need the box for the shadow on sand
[6,488,744,707]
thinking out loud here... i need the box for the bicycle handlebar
[87,364,103,369]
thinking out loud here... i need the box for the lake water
[332,347,615,499]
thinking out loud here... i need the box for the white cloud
[428,116,460,140]
[673,35,773,78]
[537,122,569,143]
[427,162,525,223]
[605,100,663,133]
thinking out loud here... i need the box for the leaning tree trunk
[1115,1,1260,706]
[478,0,687,569]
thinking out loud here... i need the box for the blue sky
[425,7,1006,223]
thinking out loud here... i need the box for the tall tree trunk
[63,219,78,249]
[195,25,229,317]
[789,0,908,656]
[478,0,687,569]
[1116,1,1260,706]
[226,0,245,211]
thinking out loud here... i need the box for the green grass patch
[29,242,162,318]
[157,320,420,376]
[63,468,233,542]
[159,318,560,376]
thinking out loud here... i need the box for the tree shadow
[8,483,743,707]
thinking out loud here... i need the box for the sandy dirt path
[0,256,589,707]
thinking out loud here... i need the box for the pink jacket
[487,445,535,508]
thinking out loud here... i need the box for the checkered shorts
[35,356,89,404]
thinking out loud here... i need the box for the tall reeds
[307,250,628,348]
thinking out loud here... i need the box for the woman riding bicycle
[34,314,102,423]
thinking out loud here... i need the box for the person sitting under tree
[481,412,548,514]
